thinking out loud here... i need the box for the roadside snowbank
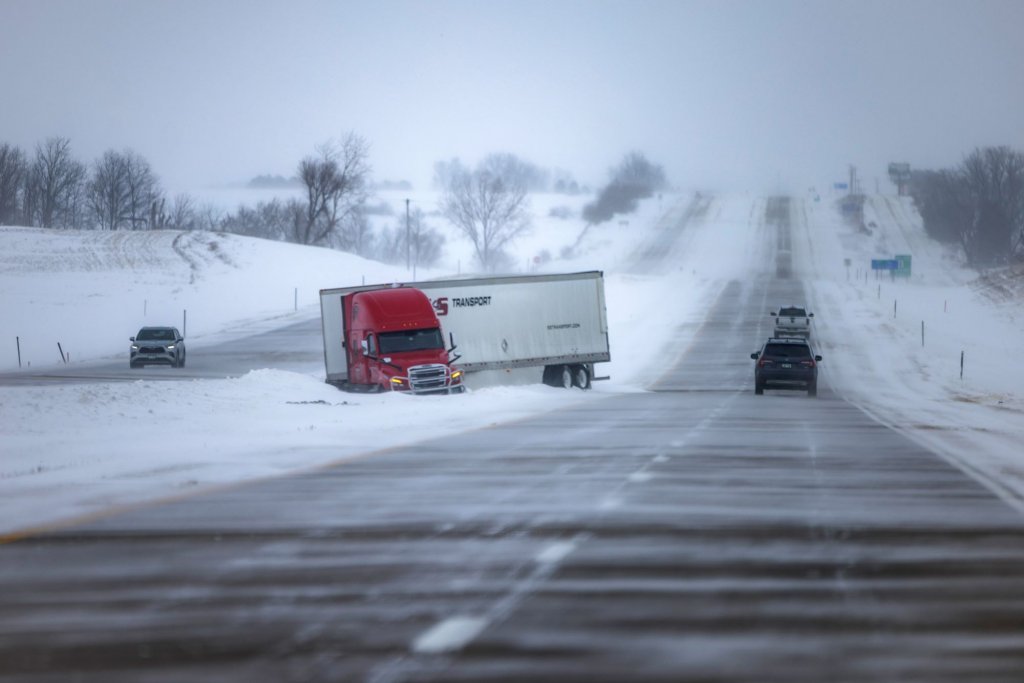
[797,195,1024,511]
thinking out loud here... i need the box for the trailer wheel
[571,365,591,390]
[559,365,573,389]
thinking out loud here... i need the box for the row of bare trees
[910,146,1024,266]
[4,134,660,273]
[0,137,200,232]
[0,134,377,246]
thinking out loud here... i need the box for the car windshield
[137,328,175,341]
[778,307,806,317]
[764,343,811,358]
[378,328,444,354]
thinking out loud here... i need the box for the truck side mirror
[809,312,814,318]
[769,312,776,316]
[129,337,135,342]
[750,352,759,360]
[360,339,370,356]
[815,355,822,362]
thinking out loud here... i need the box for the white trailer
[319,271,610,390]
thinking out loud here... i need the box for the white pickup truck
[771,306,813,338]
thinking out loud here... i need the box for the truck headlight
[167,345,175,350]
[450,370,462,381]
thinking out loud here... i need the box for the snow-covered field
[3,191,1024,538]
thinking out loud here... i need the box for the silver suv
[130,327,186,368]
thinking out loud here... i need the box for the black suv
[130,326,186,368]
[750,337,821,396]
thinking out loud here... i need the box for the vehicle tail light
[800,359,816,368]
[757,358,772,368]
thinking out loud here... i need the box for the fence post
[57,342,67,364]
[294,287,298,312]
[960,350,964,380]
[183,310,187,337]
[16,336,21,368]
[921,320,924,347]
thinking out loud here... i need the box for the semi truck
[318,285,464,394]
[319,270,610,391]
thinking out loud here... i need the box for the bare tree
[294,133,370,246]
[30,137,86,228]
[409,208,445,267]
[195,202,226,232]
[123,150,161,230]
[479,153,548,192]
[909,169,969,244]
[166,193,198,231]
[221,198,300,241]
[432,157,468,191]
[0,142,27,225]
[442,161,530,271]
[337,209,373,255]
[85,149,163,230]
[87,149,131,230]
[613,151,667,193]
[375,207,446,267]
[960,146,1024,265]
[912,147,1024,266]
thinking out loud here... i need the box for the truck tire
[572,365,591,390]
[807,381,817,397]
[755,381,764,395]
[559,365,573,389]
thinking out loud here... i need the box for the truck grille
[407,364,450,393]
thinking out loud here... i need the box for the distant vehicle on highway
[750,337,821,396]
[130,327,186,368]
[770,305,813,338]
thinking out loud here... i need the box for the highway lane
[0,316,325,385]
[3,197,1024,681]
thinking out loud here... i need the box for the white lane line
[411,616,489,654]
[628,470,652,483]
[535,540,577,565]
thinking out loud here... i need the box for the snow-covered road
[2,190,1024,539]
[5,194,1024,681]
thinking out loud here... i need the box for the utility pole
[405,198,410,270]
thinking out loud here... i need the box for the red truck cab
[342,287,463,394]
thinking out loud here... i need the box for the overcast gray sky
[2,0,1022,194]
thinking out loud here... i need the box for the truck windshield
[378,328,444,354]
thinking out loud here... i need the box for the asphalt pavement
[2,197,1023,682]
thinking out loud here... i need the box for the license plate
[781,363,792,368]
